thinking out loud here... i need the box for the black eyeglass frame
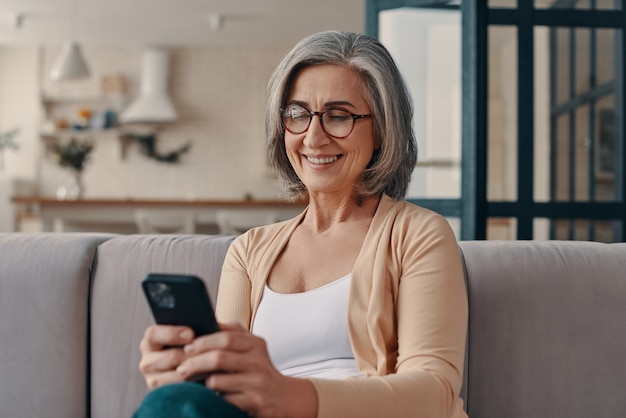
[281,104,372,139]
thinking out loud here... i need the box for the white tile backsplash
[39,45,288,200]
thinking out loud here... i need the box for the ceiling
[0,0,365,48]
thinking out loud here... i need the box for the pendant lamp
[49,41,90,81]
[49,0,90,81]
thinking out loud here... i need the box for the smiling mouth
[306,155,341,165]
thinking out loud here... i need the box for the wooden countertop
[11,196,307,208]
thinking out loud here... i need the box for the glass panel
[575,28,590,96]
[379,8,461,199]
[487,26,518,202]
[536,26,622,204]
[574,104,591,201]
[555,28,570,107]
[490,0,517,7]
[596,29,615,87]
[573,219,590,240]
[596,0,623,10]
[577,0,592,8]
[535,0,576,9]
[549,218,622,242]
[594,220,621,242]
[553,219,571,239]
[555,113,571,201]
[550,28,608,106]
[533,218,551,240]
[595,94,617,201]
[487,217,517,240]
[535,0,621,9]
[552,219,593,240]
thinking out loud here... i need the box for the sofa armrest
[0,233,115,418]
[459,241,626,418]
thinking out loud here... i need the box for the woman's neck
[303,193,381,233]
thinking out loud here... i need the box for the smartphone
[142,273,219,338]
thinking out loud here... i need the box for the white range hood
[120,48,177,123]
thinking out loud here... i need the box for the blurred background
[0,0,624,242]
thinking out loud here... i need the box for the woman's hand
[176,323,318,418]
[138,325,195,389]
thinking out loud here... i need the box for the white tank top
[252,274,362,379]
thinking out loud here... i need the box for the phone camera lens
[147,282,175,308]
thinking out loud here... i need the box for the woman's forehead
[287,64,367,106]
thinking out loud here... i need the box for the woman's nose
[303,116,330,148]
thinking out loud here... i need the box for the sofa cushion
[90,234,234,418]
[459,241,626,418]
[0,233,114,418]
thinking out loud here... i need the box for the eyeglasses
[281,104,371,139]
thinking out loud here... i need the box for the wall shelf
[41,95,125,105]
[40,93,127,159]
[40,94,125,130]
[41,128,121,138]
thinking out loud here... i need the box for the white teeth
[307,155,339,164]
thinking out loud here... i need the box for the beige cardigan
[216,195,468,418]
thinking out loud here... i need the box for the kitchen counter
[11,196,307,233]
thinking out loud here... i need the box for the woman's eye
[325,109,350,121]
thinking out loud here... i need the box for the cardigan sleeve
[215,234,253,328]
[309,212,468,418]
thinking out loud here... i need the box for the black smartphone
[142,273,219,338]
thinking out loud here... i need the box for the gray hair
[266,31,417,201]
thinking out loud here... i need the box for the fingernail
[183,344,195,354]
[176,365,187,376]
[179,330,193,341]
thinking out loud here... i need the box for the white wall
[0,47,40,231]
[0,47,40,181]
[35,45,290,200]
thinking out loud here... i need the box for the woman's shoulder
[370,195,457,249]
[371,196,459,260]
[379,195,448,226]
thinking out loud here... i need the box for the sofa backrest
[0,233,114,418]
[3,233,624,418]
[459,240,626,418]
[89,234,234,418]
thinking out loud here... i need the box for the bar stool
[134,210,196,234]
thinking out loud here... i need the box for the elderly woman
[136,31,468,418]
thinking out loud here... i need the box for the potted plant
[0,128,20,172]
[49,137,94,199]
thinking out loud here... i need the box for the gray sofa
[1,233,625,418]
